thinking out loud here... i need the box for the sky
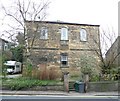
[0,0,119,40]
[47,0,119,35]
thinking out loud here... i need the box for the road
[1,95,119,101]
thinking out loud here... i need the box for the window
[61,28,68,40]
[61,53,68,66]
[40,27,48,39]
[80,29,87,41]
[16,65,20,68]
[7,66,15,70]
[4,43,8,50]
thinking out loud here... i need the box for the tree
[11,45,24,62]
[89,27,119,74]
[80,55,94,75]
[16,32,25,45]
[1,0,50,58]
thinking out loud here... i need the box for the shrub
[100,67,120,81]
[32,68,40,79]
[49,67,58,80]
[39,66,49,80]
[11,45,24,62]
[23,63,60,80]
[2,77,61,90]
[90,74,100,82]
[39,66,59,80]
[22,60,33,78]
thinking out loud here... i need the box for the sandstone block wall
[25,21,101,78]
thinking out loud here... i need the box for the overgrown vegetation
[1,53,11,78]
[2,77,62,90]
[1,45,24,77]
[101,67,119,81]
[89,66,119,82]
[22,60,61,80]
[0,55,2,75]
[76,54,98,82]
[11,45,24,62]
[89,73,100,82]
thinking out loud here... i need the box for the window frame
[80,28,87,42]
[61,27,68,40]
[40,27,48,40]
[60,53,68,67]
[4,43,8,50]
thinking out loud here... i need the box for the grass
[70,74,80,81]
[2,77,63,90]
[70,76,80,81]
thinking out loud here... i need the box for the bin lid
[75,81,84,84]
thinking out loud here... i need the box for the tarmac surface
[1,90,119,101]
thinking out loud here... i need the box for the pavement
[0,90,119,97]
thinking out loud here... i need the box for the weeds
[22,63,60,80]
[2,77,62,90]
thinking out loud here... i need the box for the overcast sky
[47,0,119,34]
[0,0,119,40]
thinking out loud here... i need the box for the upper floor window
[80,28,87,41]
[4,43,8,50]
[61,28,68,40]
[40,27,48,39]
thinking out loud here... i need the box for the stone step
[69,81,75,91]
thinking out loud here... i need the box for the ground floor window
[60,53,68,67]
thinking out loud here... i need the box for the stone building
[25,21,101,78]
[106,36,120,67]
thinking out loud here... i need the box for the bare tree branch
[25,0,31,15]
[18,0,26,22]
[87,26,118,73]
[1,0,50,62]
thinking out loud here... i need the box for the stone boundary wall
[22,81,119,92]
[87,81,119,92]
[29,85,64,91]
[2,81,119,92]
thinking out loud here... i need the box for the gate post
[84,74,89,92]
[63,72,69,93]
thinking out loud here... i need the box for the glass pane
[61,55,67,61]
[80,29,87,41]
[61,28,68,40]
[62,61,67,65]
[40,28,48,39]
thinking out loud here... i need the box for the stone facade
[106,36,120,67]
[25,21,101,78]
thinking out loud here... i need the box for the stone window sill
[60,65,69,68]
